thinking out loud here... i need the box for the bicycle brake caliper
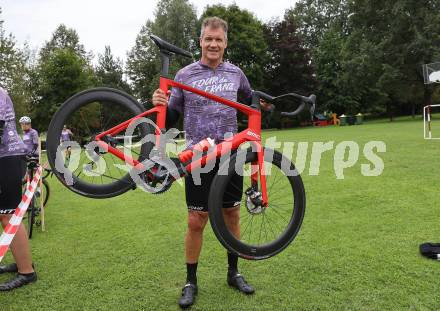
[245,187,264,215]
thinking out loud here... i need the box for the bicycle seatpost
[160,51,171,76]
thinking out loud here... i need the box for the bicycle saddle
[150,35,192,58]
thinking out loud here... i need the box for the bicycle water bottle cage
[150,35,193,76]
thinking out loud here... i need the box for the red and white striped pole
[0,166,43,263]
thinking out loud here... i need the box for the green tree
[96,46,130,92]
[39,24,89,62]
[292,0,440,118]
[289,0,359,114]
[200,4,269,89]
[292,0,351,50]
[32,24,96,129]
[33,48,95,128]
[126,0,197,105]
[263,16,316,96]
[345,0,440,119]
[0,7,32,119]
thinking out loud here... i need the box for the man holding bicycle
[0,87,37,290]
[153,16,271,309]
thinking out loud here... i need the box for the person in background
[0,87,37,290]
[19,116,39,157]
[60,125,73,163]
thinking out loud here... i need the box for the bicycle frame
[95,76,269,206]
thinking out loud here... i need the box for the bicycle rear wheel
[22,178,49,207]
[208,148,306,260]
[46,88,153,198]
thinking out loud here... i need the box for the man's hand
[152,88,171,106]
[260,99,274,112]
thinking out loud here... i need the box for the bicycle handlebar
[251,91,317,119]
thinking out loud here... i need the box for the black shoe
[178,282,198,309]
[0,272,37,291]
[227,272,255,295]
[0,263,18,274]
[0,263,35,274]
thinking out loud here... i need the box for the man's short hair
[200,16,228,41]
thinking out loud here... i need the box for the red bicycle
[46,35,316,260]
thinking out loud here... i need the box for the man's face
[21,123,31,131]
[200,26,227,63]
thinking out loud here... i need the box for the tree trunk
[411,102,416,119]
[423,86,433,107]
[387,102,394,122]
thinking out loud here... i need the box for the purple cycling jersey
[22,128,39,156]
[168,61,252,147]
[0,88,26,159]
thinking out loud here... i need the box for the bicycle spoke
[108,154,128,181]
[258,215,264,244]
[241,214,253,239]
[263,211,284,238]
[267,205,291,223]
[103,107,116,131]
[79,109,93,137]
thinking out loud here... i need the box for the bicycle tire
[27,198,36,239]
[42,168,52,179]
[41,179,50,207]
[208,148,306,260]
[46,88,153,198]
[22,178,50,207]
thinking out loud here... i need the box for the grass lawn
[2,116,440,310]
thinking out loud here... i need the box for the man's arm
[238,70,272,111]
[0,100,6,145]
[152,70,185,128]
[166,107,180,128]
[152,88,182,128]
[32,130,39,154]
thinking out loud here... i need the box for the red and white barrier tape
[0,166,43,262]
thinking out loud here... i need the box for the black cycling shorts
[185,158,243,212]
[0,155,25,215]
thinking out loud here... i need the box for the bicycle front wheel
[208,148,306,260]
[46,88,153,198]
